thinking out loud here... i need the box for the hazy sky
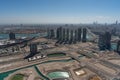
[0,0,120,24]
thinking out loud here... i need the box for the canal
[0,58,76,80]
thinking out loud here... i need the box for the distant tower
[105,32,111,50]
[59,27,63,41]
[47,28,50,39]
[69,30,73,44]
[111,27,116,35]
[62,28,66,41]
[98,34,106,50]
[9,32,16,40]
[78,28,82,42]
[116,20,118,25]
[74,30,78,43]
[66,28,69,41]
[47,28,55,39]
[82,28,87,42]
[98,32,111,50]
[56,27,60,39]
[50,29,55,39]
[117,40,120,54]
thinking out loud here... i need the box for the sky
[0,0,120,24]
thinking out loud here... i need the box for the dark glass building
[50,29,55,39]
[30,43,37,54]
[47,28,50,38]
[105,32,111,50]
[82,28,87,42]
[59,27,63,41]
[117,40,120,54]
[66,28,69,41]
[24,43,38,59]
[74,30,78,43]
[9,32,16,40]
[78,28,81,41]
[62,28,66,41]
[98,32,111,50]
[98,34,106,50]
[69,30,74,44]
[56,27,60,39]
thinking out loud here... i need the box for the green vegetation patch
[11,74,24,80]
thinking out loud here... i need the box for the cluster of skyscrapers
[47,27,87,44]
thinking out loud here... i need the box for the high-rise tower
[9,32,16,40]
[82,28,87,42]
[98,32,111,50]
[117,40,120,54]
[50,29,55,39]
[69,30,74,44]
[66,28,69,42]
[78,28,81,42]
[62,28,66,41]
[47,28,50,39]
[30,43,37,55]
[105,32,111,50]
[98,34,106,50]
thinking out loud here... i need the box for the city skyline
[0,0,120,24]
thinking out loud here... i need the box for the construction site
[0,27,120,80]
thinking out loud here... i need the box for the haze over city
[0,0,120,24]
[1,0,120,80]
